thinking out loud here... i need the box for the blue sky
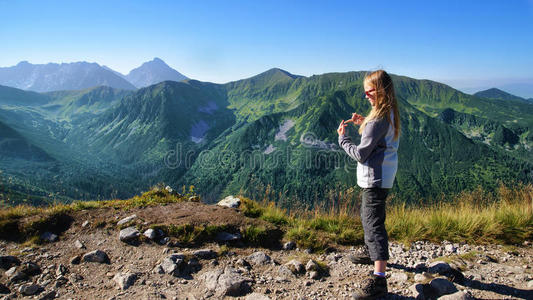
[1,0,533,96]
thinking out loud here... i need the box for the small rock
[428,261,452,274]
[160,258,179,275]
[82,220,90,227]
[54,275,68,287]
[414,272,434,283]
[82,250,110,264]
[119,226,140,242]
[56,264,68,276]
[5,267,27,282]
[282,241,296,250]
[74,240,85,249]
[40,232,58,242]
[70,255,81,265]
[217,196,241,208]
[117,214,137,226]
[245,293,271,300]
[438,290,474,300]
[153,264,164,274]
[203,266,252,296]
[38,290,56,300]
[305,260,318,272]
[445,244,457,253]
[409,283,438,300]
[69,273,83,282]
[308,271,320,280]
[277,265,294,278]
[193,249,217,259]
[236,258,251,268]
[18,284,42,296]
[20,262,41,276]
[113,272,137,290]
[143,229,157,240]
[160,253,185,275]
[326,253,340,262]
[285,259,304,274]
[215,232,241,242]
[430,278,458,296]
[0,256,20,269]
[246,251,271,266]
[0,283,10,294]
[390,272,409,283]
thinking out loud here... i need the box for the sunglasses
[365,88,376,97]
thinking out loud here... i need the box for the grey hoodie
[338,112,399,188]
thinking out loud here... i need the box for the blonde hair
[359,70,400,140]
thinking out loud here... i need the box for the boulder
[18,284,43,296]
[285,259,304,274]
[246,251,271,266]
[159,253,185,275]
[113,272,137,290]
[203,266,252,296]
[117,214,137,226]
[429,278,458,296]
[217,196,241,208]
[119,226,140,242]
[82,250,110,264]
[143,229,157,240]
[428,261,452,274]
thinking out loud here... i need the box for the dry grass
[1,183,531,251]
[240,183,533,251]
[0,184,196,242]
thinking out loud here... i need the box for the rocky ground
[0,200,532,300]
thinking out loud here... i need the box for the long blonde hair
[359,70,400,140]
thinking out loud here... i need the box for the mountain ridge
[125,57,189,88]
[0,69,531,206]
[0,61,137,92]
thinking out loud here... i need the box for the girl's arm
[338,118,389,163]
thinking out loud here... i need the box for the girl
[337,69,400,299]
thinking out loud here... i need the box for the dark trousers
[361,187,390,261]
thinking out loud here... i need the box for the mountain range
[0,58,188,93]
[0,66,532,208]
[474,87,533,104]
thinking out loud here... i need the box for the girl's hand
[337,120,347,135]
[345,113,364,125]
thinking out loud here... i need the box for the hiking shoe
[347,246,373,265]
[352,274,388,300]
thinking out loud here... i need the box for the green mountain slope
[0,85,50,106]
[0,70,532,208]
[474,88,529,102]
[179,74,531,205]
[42,86,132,121]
